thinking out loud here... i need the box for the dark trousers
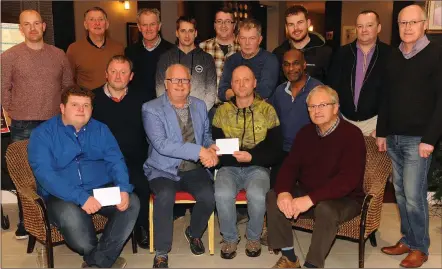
[47,193,140,267]
[127,163,150,229]
[149,167,215,253]
[266,188,361,268]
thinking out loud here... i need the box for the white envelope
[93,186,121,206]
[216,138,239,155]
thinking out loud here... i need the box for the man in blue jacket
[143,64,217,268]
[28,87,140,268]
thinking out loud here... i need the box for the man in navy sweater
[92,55,150,250]
[218,18,279,101]
[377,5,442,268]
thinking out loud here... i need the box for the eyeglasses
[307,102,335,111]
[215,20,234,25]
[398,20,426,28]
[166,78,191,85]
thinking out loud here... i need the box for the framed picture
[341,26,357,45]
[426,1,442,33]
[126,22,142,46]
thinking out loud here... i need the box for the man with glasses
[327,10,391,137]
[125,8,173,103]
[143,64,217,268]
[67,7,124,90]
[273,5,332,84]
[267,85,366,268]
[377,4,442,268]
[218,18,279,101]
[156,16,217,111]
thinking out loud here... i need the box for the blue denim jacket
[142,94,213,181]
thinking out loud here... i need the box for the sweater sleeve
[376,70,389,138]
[28,132,90,206]
[66,44,77,85]
[255,53,279,99]
[155,53,168,98]
[218,56,234,102]
[421,52,442,146]
[61,53,74,91]
[326,47,343,87]
[307,132,366,204]
[204,55,217,110]
[1,51,13,113]
[247,125,284,167]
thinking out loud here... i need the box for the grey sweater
[156,46,217,110]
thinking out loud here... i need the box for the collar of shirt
[169,96,192,110]
[142,35,162,52]
[399,35,430,59]
[316,116,340,137]
[87,35,106,49]
[214,38,239,51]
[356,42,376,72]
[103,83,128,102]
[284,76,311,102]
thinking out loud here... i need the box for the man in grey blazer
[142,64,218,268]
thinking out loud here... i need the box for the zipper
[74,132,83,185]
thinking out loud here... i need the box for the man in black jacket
[273,5,332,84]
[125,8,173,103]
[327,10,391,137]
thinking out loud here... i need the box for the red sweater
[275,120,366,204]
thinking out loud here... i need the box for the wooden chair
[5,140,137,268]
[149,192,215,255]
[289,136,392,268]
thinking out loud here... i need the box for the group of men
[1,3,441,269]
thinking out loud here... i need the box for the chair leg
[369,232,377,247]
[131,229,138,254]
[27,234,36,253]
[359,237,365,268]
[149,195,154,254]
[47,243,54,268]
[208,212,214,255]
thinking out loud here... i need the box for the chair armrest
[18,187,51,240]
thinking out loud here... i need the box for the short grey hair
[306,85,339,104]
[165,64,190,79]
[137,8,161,23]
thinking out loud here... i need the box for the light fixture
[124,1,130,10]
[308,25,314,32]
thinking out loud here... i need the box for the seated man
[267,85,366,268]
[28,87,140,268]
[213,65,284,259]
[142,64,217,268]
[92,55,150,249]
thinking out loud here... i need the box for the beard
[291,31,308,42]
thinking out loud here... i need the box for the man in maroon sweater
[266,85,366,268]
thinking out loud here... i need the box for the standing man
[156,17,217,111]
[377,5,442,268]
[328,10,391,137]
[1,9,73,239]
[273,5,332,84]
[125,8,174,103]
[67,7,124,90]
[92,55,150,249]
[143,64,217,268]
[218,18,279,102]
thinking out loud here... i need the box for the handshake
[199,144,220,168]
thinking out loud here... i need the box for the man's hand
[419,143,434,158]
[199,147,218,168]
[292,195,314,219]
[370,129,376,138]
[116,192,130,212]
[233,151,252,163]
[277,192,294,218]
[376,137,387,152]
[209,144,220,155]
[82,197,102,215]
[225,89,234,100]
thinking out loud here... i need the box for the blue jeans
[387,135,431,255]
[215,166,270,242]
[9,120,44,142]
[47,193,140,267]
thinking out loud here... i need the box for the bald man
[1,9,73,240]
[377,4,442,268]
[213,65,284,260]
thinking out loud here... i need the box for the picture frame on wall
[126,22,141,46]
[426,0,442,33]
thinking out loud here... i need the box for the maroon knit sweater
[274,120,366,204]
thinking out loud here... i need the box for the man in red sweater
[266,85,366,268]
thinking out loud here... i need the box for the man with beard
[67,7,124,90]
[125,8,173,103]
[273,5,332,84]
